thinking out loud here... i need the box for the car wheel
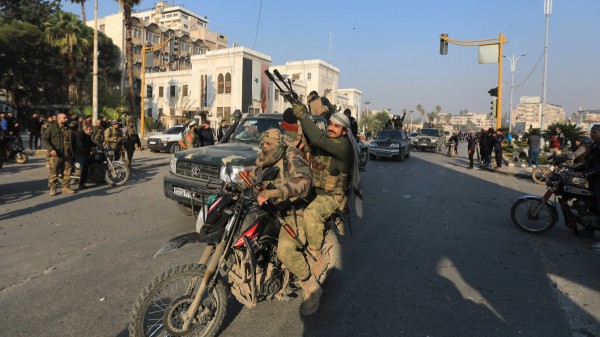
[169,142,181,154]
[397,149,405,162]
[405,147,410,158]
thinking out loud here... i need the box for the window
[225,73,231,94]
[307,72,311,80]
[292,73,300,80]
[159,86,164,97]
[182,85,188,97]
[170,85,176,97]
[184,24,188,29]
[217,73,224,94]
[274,89,279,100]
[147,85,152,97]
[217,107,224,119]
[147,108,152,116]
[182,14,189,20]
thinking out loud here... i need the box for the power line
[252,0,263,48]
[514,49,544,88]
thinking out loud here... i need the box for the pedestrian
[74,125,94,189]
[486,128,495,166]
[478,129,488,166]
[12,121,23,145]
[28,112,42,150]
[5,113,15,136]
[104,120,123,161]
[550,127,565,155]
[41,113,76,196]
[344,108,359,139]
[122,121,142,168]
[216,119,229,142]
[527,129,541,168]
[199,120,215,147]
[466,133,476,169]
[183,120,200,150]
[493,129,505,168]
[92,119,104,147]
[101,116,109,129]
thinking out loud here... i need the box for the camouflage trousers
[123,145,135,167]
[277,211,311,281]
[303,194,340,250]
[48,156,73,189]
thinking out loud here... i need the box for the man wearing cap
[245,128,316,315]
[292,103,363,314]
[104,120,123,160]
[42,113,76,196]
[183,120,199,150]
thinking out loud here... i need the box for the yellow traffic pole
[496,33,504,130]
[140,44,146,136]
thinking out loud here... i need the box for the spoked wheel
[15,152,28,164]
[104,163,130,186]
[510,196,558,234]
[129,264,227,337]
[531,167,549,184]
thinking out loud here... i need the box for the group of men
[39,112,141,196]
[181,119,216,150]
[244,100,362,316]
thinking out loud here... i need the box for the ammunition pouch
[311,155,350,195]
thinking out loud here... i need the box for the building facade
[449,112,494,130]
[511,96,566,133]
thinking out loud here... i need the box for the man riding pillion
[291,104,364,309]
[243,128,323,315]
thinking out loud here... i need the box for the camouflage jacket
[104,127,122,145]
[250,146,312,204]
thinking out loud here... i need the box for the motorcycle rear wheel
[510,196,557,234]
[129,264,227,337]
[15,152,28,164]
[531,167,549,185]
[104,163,129,186]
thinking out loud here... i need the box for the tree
[416,104,425,125]
[115,0,142,116]
[69,0,86,25]
[541,122,586,144]
[443,113,452,126]
[0,0,60,29]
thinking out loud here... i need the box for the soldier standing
[292,106,363,314]
[122,121,141,168]
[41,113,76,196]
[92,119,104,147]
[28,112,41,150]
[104,121,123,161]
[183,120,199,150]
[245,129,317,315]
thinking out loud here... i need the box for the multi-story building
[89,2,228,111]
[511,96,566,133]
[571,109,600,129]
[449,112,494,130]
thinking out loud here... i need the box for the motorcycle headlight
[169,157,178,173]
[220,165,253,184]
[390,143,400,148]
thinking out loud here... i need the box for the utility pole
[92,0,98,123]
[541,0,552,132]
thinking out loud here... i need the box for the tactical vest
[310,154,349,195]
[256,153,292,201]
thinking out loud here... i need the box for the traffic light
[440,33,448,55]
[488,87,498,97]
[490,98,497,117]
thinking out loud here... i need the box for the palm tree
[416,104,425,125]
[69,0,87,25]
[116,0,141,116]
[443,113,452,126]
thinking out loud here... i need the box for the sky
[61,0,600,118]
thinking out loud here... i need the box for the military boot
[298,274,322,316]
[62,187,76,195]
[49,187,57,196]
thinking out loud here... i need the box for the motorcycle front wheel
[15,152,28,164]
[510,196,557,234]
[129,264,227,337]
[531,167,549,185]
[104,163,129,186]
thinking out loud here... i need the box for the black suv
[368,129,411,161]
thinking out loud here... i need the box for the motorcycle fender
[515,194,559,218]
[153,232,202,257]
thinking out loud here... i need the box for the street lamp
[503,53,525,134]
[540,0,552,132]
[409,110,413,131]
[364,101,371,116]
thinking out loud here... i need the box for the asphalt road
[1,146,599,337]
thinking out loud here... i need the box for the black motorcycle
[69,146,130,186]
[128,166,341,337]
[0,135,28,164]
[511,156,599,234]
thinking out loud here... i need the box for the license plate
[148,141,156,144]
[173,187,192,198]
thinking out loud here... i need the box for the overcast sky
[61,0,600,118]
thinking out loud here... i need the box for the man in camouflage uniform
[183,120,200,150]
[104,120,123,161]
[292,105,363,308]
[122,121,142,168]
[42,113,76,196]
[246,129,321,316]
[92,119,104,147]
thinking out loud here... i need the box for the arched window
[225,73,232,94]
[217,73,224,94]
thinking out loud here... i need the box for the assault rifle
[264,69,303,106]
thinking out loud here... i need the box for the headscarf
[330,112,363,218]
[256,129,286,167]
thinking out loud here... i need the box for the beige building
[449,112,494,130]
[511,96,566,133]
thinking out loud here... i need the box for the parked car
[163,113,329,217]
[368,128,411,161]
[412,128,444,152]
[147,125,184,153]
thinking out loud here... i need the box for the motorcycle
[69,146,130,186]
[511,156,599,234]
[0,135,28,164]
[531,154,573,184]
[128,166,341,337]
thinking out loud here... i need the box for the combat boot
[49,187,57,196]
[62,187,76,195]
[298,274,322,316]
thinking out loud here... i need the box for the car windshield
[164,126,183,135]
[231,118,282,143]
[409,132,419,137]
[376,130,403,140]
[420,129,440,137]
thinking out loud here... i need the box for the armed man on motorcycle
[104,120,123,160]
[574,125,600,250]
[291,103,363,311]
